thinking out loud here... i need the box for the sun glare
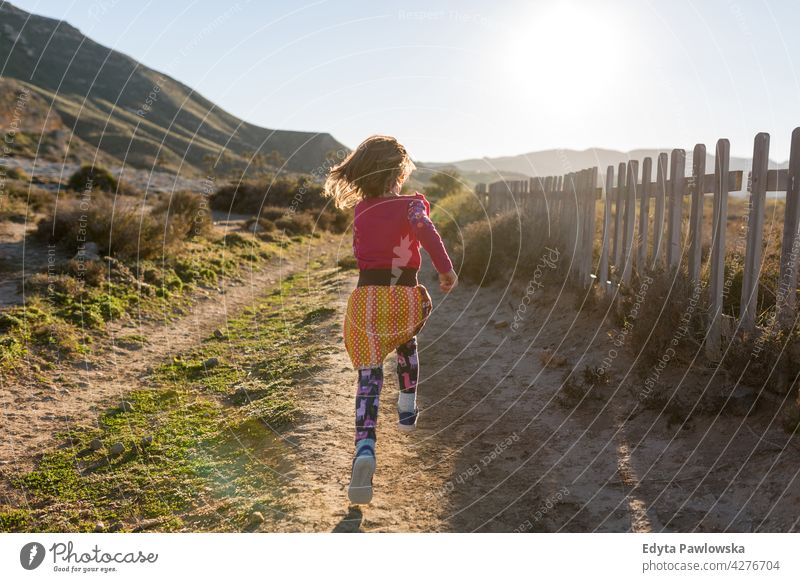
[500,1,626,111]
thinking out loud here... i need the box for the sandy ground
[272,264,800,532]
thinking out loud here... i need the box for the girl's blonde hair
[324,135,416,209]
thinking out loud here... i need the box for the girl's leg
[354,366,383,455]
[395,337,419,428]
[350,366,382,504]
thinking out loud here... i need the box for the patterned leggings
[355,337,418,446]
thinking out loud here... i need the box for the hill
[0,2,346,176]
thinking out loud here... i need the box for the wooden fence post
[584,167,598,287]
[688,144,706,288]
[708,138,730,359]
[778,127,800,328]
[570,172,581,284]
[638,157,652,269]
[599,165,614,293]
[667,149,686,270]
[740,133,770,331]
[652,153,668,269]
[613,162,626,273]
[621,160,638,285]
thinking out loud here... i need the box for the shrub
[210,176,325,215]
[626,269,701,371]
[275,212,314,235]
[431,191,486,244]
[152,190,213,239]
[260,207,287,221]
[246,217,276,235]
[425,169,467,202]
[25,273,82,297]
[67,165,118,193]
[6,166,29,181]
[36,196,167,260]
[31,320,81,356]
[315,209,349,233]
[65,259,106,287]
[210,177,349,233]
[458,211,560,285]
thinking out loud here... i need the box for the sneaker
[347,446,376,505]
[397,408,419,432]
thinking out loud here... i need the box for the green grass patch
[3,263,342,532]
[0,234,282,374]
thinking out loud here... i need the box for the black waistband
[357,268,419,287]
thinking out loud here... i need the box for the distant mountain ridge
[435,147,788,190]
[0,2,346,176]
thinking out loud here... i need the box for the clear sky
[8,0,800,162]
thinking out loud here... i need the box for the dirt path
[273,266,800,532]
[0,226,339,481]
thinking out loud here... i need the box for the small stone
[107,522,123,532]
[204,357,220,369]
[89,438,103,451]
[249,511,264,525]
[141,435,153,447]
[94,521,105,532]
[213,329,225,340]
[109,442,125,456]
[120,401,135,412]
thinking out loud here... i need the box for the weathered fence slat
[637,157,652,268]
[778,128,800,328]
[740,133,770,331]
[688,144,706,288]
[599,165,613,292]
[707,138,730,358]
[613,162,626,271]
[621,160,638,284]
[584,167,598,287]
[652,153,668,269]
[667,149,686,270]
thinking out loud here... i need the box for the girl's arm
[408,197,454,275]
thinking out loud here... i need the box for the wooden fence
[476,127,800,359]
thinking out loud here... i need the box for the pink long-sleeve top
[352,192,454,275]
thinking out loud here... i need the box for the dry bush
[246,217,276,235]
[35,194,203,260]
[275,212,315,235]
[66,165,118,193]
[25,273,82,296]
[430,191,485,244]
[625,269,701,370]
[315,209,349,233]
[210,178,349,233]
[152,190,213,239]
[37,192,211,260]
[458,211,562,285]
[210,176,325,214]
[65,258,107,287]
[259,206,287,221]
[556,366,608,408]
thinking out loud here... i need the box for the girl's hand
[439,269,458,293]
